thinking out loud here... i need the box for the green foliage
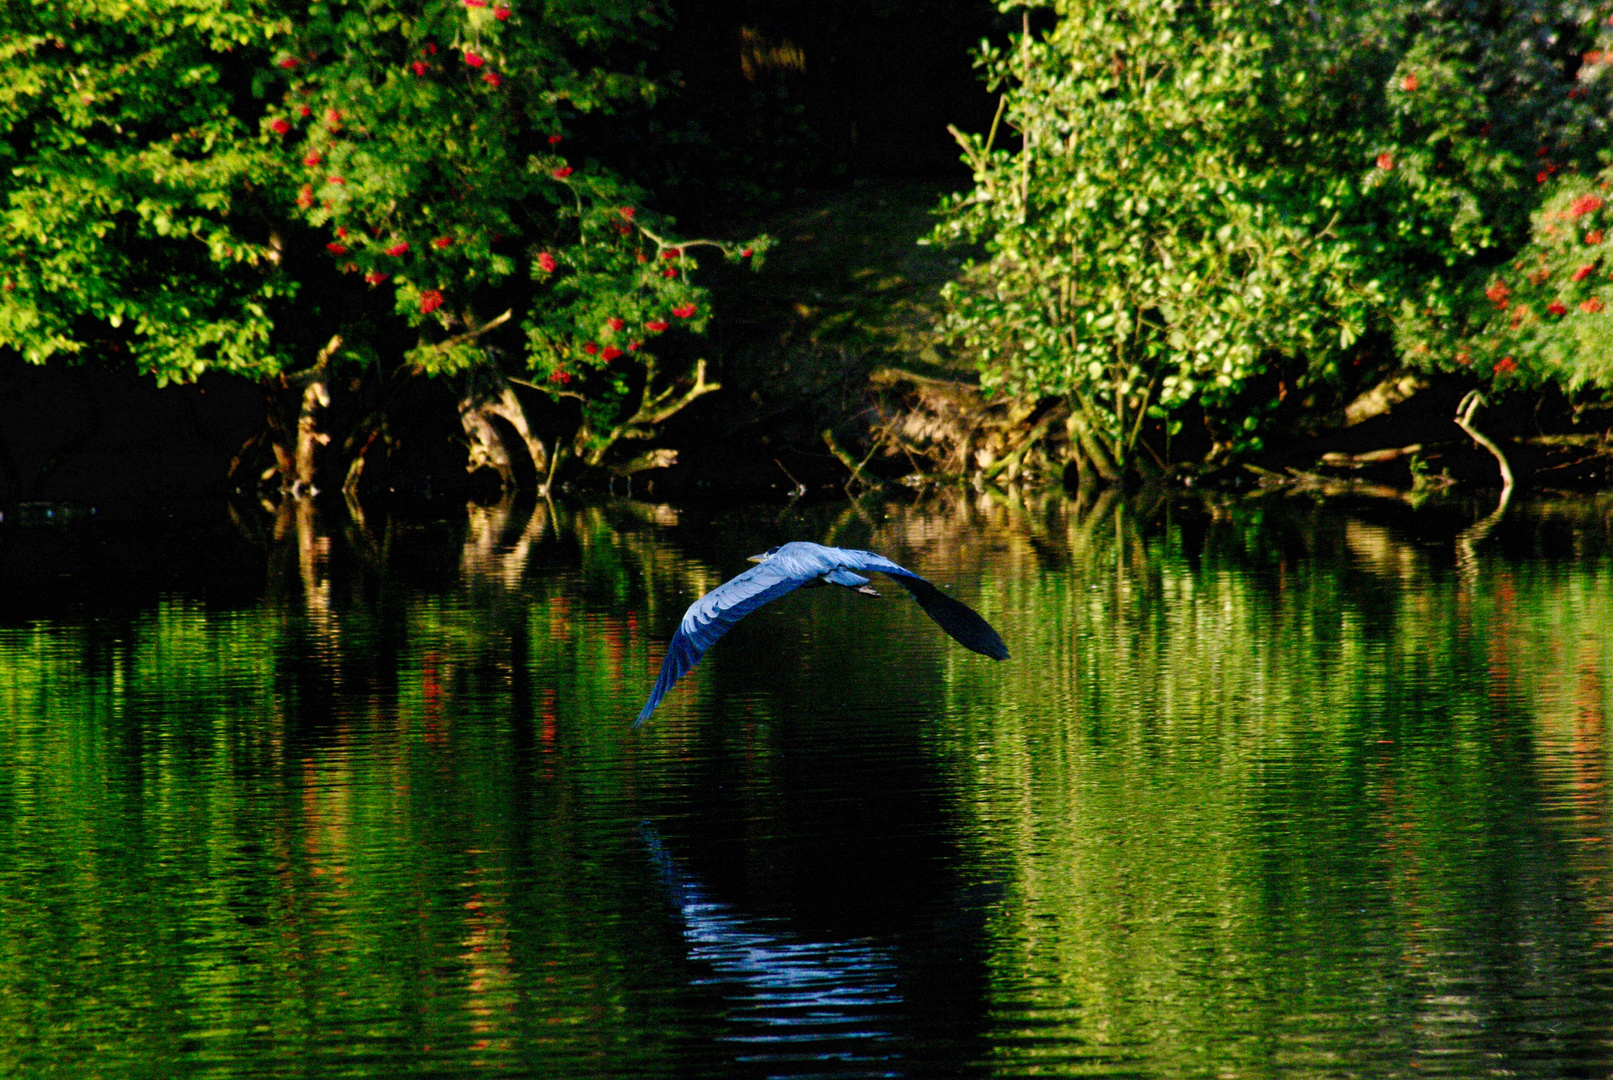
[933,0,1377,472]
[0,0,767,470]
[0,1,296,378]
[937,0,1613,474]
[1330,0,1613,390]
[1441,175,1613,388]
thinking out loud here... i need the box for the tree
[932,0,1374,480]
[0,0,765,496]
[933,0,1613,481]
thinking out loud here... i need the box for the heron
[635,541,1008,725]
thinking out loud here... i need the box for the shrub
[935,0,1613,477]
[932,0,1375,476]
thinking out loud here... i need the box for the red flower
[537,251,556,273]
[465,0,487,6]
[620,206,635,221]
[661,247,681,259]
[583,342,600,355]
[1538,171,1551,184]
[602,346,623,361]
[365,271,387,284]
[549,369,571,384]
[662,267,677,278]
[482,71,502,87]
[1400,73,1418,91]
[1485,281,1510,306]
[297,184,314,208]
[464,50,484,68]
[605,317,626,332]
[627,341,640,352]
[327,176,345,185]
[1455,350,1472,366]
[326,242,348,254]
[552,166,573,179]
[1589,230,1605,245]
[432,236,454,249]
[1583,298,1606,313]
[302,152,321,166]
[420,289,445,314]
[1493,356,1518,375]
[741,248,753,258]
[547,134,562,145]
[672,303,697,318]
[1573,264,1595,281]
[269,118,291,135]
[412,60,428,76]
[385,241,410,256]
[278,57,299,69]
[326,108,341,124]
[426,43,438,54]
[645,320,670,333]
[1572,194,1606,217]
[335,226,348,238]
[299,105,312,117]
[493,4,511,18]
[1376,153,1394,171]
[1548,299,1568,315]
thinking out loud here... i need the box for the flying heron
[635,541,1009,725]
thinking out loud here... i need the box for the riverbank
[4,178,1613,511]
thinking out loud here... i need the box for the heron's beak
[746,554,766,563]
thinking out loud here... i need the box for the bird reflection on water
[640,824,907,1077]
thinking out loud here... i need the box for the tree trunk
[1067,407,1121,482]
[252,334,342,497]
[292,359,332,496]
[1340,371,1429,428]
[459,367,549,490]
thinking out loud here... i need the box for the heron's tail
[892,576,1009,660]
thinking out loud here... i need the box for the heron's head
[746,545,783,564]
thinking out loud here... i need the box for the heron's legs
[819,568,882,597]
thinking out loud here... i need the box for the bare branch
[1454,389,1515,501]
[427,309,513,354]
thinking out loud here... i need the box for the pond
[2,489,1612,1079]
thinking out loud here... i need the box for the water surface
[1,491,1611,1078]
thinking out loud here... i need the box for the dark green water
[2,491,1611,1078]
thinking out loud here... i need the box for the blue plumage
[635,541,1008,726]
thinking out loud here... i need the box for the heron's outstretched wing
[837,549,1010,661]
[634,563,809,726]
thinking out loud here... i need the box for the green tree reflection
[1,492,1611,1077]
